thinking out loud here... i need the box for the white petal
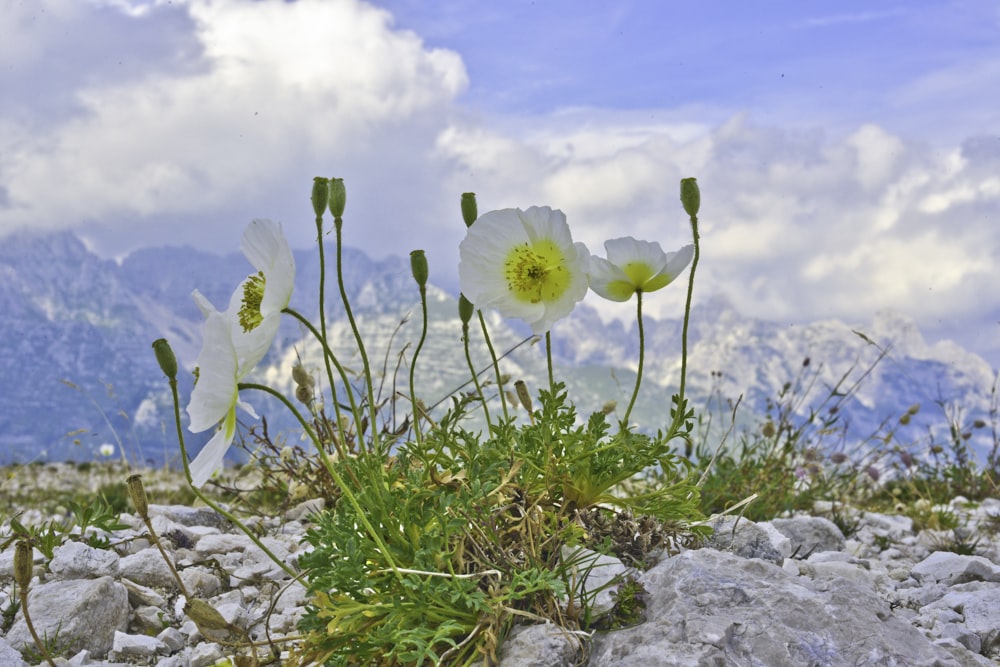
[665,244,695,277]
[588,256,635,302]
[186,313,238,433]
[604,237,668,272]
[191,289,219,317]
[242,218,295,317]
[188,410,237,488]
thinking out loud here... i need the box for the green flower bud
[328,178,346,218]
[311,177,329,219]
[680,178,700,217]
[127,473,149,519]
[152,339,178,380]
[458,294,475,325]
[409,249,428,289]
[14,540,33,590]
[461,192,478,228]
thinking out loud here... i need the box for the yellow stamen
[503,240,570,304]
[238,271,266,332]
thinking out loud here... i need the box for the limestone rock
[588,548,992,667]
[5,576,128,658]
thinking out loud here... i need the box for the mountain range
[1,230,996,470]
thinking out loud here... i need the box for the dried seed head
[14,540,33,589]
[514,380,533,413]
[127,473,149,518]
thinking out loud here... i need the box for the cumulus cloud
[0,0,467,253]
[437,112,1000,363]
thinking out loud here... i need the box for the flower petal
[188,409,237,488]
[459,207,589,333]
[588,256,637,302]
[241,218,295,317]
[186,312,239,433]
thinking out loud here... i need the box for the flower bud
[409,250,428,290]
[152,339,178,380]
[680,178,700,217]
[458,294,475,325]
[14,540,33,589]
[295,383,314,406]
[292,363,314,389]
[311,177,329,219]
[514,380,533,413]
[127,473,149,519]
[461,193,478,228]
[328,178,346,218]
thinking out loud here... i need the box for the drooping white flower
[459,206,590,334]
[185,219,294,486]
[589,237,693,302]
[186,311,260,487]
[98,443,115,457]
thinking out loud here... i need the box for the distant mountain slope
[1,231,995,467]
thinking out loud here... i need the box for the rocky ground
[1,464,999,666]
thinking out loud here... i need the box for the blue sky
[1,0,999,366]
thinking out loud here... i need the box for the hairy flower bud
[127,473,149,519]
[295,383,314,406]
[328,178,346,218]
[14,540,33,589]
[458,294,475,325]
[514,380,533,413]
[680,178,700,217]
[152,338,178,380]
[461,192,478,228]
[410,249,428,290]
[292,363,314,389]
[311,177,329,219]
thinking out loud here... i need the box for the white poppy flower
[459,206,590,334]
[98,443,115,457]
[589,237,693,302]
[186,311,260,487]
[185,219,292,487]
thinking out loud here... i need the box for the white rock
[110,630,168,660]
[49,541,119,579]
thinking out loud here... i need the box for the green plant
[153,177,708,665]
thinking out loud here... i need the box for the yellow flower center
[503,240,570,304]
[238,271,265,332]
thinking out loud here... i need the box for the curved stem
[673,214,700,432]
[623,290,644,426]
[409,286,429,446]
[313,217,351,458]
[462,323,492,428]
[167,378,297,579]
[238,382,401,579]
[477,311,509,421]
[545,332,555,396]
[334,217,381,454]
[283,307,358,454]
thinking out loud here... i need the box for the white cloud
[0,0,467,249]
[437,112,1000,358]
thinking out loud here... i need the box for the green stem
[166,378,297,579]
[409,285,429,445]
[478,311,509,421]
[283,306,358,454]
[238,383,400,579]
[545,331,555,396]
[19,586,57,667]
[673,213,700,432]
[334,217,381,454]
[623,290,645,426]
[313,216,353,455]
[462,323,492,429]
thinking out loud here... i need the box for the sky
[2,0,999,367]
